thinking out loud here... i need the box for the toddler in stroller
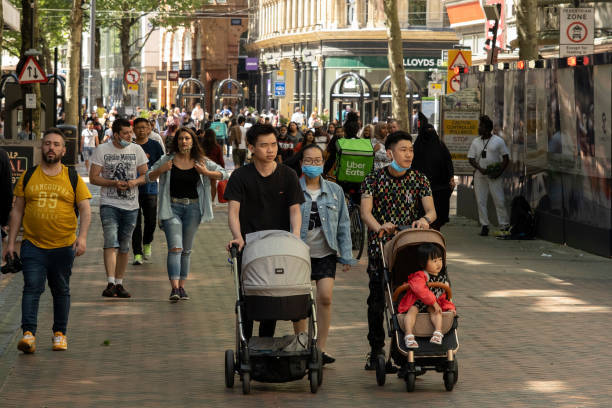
[398,243,456,349]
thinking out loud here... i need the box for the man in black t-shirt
[225,123,304,339]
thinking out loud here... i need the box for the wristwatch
[422,215,431,224]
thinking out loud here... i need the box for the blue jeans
[161,201,200,280]
[21,240,75,335]
[100,205,139,253]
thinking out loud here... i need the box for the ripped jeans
[161,201,200,280]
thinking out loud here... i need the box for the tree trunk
[516,0,538,60]
[383,0,408,130]
[119,17,133,103]
[0,0,3,71]
[66,0,83,127]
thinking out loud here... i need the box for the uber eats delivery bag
[335,138,374,183]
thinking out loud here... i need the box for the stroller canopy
[383,229,447,272]
[242,230,312,297]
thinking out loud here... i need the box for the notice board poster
[442,88,481,175]
[3,145,34,188]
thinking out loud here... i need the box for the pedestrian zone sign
[446,50,471,94]
[274,81,286,98]
[18,56,47,84]
[560,8,594,57]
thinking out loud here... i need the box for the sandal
[404,334,419,349]
[430,331,443,345]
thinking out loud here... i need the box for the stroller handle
[230,243,239,259]
[392,282,453,303]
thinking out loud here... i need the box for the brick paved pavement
[1,184,611,407]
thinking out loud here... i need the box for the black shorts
[311,254,337,281]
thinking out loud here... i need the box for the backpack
[23,165,80,217]
[335,138,374,183]
[509,196,536,239]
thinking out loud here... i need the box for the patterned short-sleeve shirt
[361,167,432,259]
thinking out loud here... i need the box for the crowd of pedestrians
[2,104,512,375]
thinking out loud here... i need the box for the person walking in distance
[467,115,510,236]
[229,116,248,168]
[89,118,149,298]
[225,123,304,339]
[131,118,165,265]
[80,119,99,171]
[3,128,92,353]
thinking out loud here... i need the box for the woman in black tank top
[147,127,226,302]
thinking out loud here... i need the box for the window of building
[346,0,356,26]
[409,0,427,26]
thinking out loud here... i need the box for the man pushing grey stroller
[224,124,322,393]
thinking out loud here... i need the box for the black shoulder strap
[22,165,38,191]
[67,166,79,195]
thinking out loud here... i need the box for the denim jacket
[299,177,357,265]
[146,154,229,224]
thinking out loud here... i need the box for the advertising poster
[526,70,548,171]
[2,145,34,187]
[593,64,612,178]
[574,66,595,158]
[553,68,578,172]
[502,70,515,146]
[442,88,481,175]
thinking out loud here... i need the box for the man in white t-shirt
[467,115,510,236]
[291,107,305,127]
[89,118,148,298]
[81,120,99,171]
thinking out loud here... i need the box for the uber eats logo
[345,160,367,177]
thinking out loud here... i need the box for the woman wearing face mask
[298,144,356,366]
[147,127,229,301]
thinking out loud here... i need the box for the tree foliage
[95,0,199,98]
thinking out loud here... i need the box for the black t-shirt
[170,166,199,199]
[277,136,296,162]
[224,163,305,237]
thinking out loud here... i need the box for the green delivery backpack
[335,138,374,183]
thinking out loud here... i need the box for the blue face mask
[118,138,131,148]
[390,160,410,173]
[302,165,323,178]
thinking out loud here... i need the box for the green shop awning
[325,56,443,70]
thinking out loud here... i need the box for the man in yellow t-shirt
[3,128,92,354]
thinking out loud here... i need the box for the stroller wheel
[375,354,386,386]
[309,369,319,393]
[224,350,235,388]
[443,371,455,391]
[242,371,251,395]
[405,372,416,392]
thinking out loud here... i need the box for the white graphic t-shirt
[91,142,148,210]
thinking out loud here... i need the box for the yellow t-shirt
[14,165,92,249]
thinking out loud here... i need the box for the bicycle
[345,191,365,260]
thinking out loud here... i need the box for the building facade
[158,0,249,112]
[246,0,458,121]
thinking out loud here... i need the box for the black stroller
[225,230,323,394]
[375,229,459,392]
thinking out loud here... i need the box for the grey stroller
[225,230,323,394]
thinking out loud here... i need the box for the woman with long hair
[147,127,229,301]
[198,128,225,201]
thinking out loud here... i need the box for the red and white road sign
[448,74,461,93]
[560,8,594,57]
[18,56,47,84]
[566,22,588,43]
[124,69,141,84]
